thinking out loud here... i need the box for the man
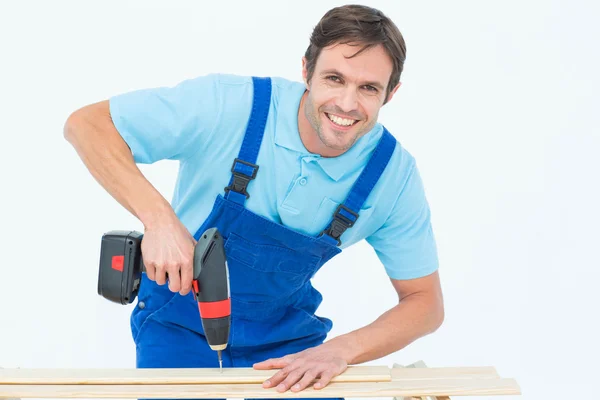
[64,4,444,395]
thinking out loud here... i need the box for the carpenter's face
[300,42,400,157]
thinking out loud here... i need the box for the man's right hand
[141,216,197,296]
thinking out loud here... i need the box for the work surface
[0,364,521,398]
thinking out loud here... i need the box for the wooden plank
[407,361,438,400]
[407,361,446,400]
[391,365,500,380]
[393,362,441,400]
[0,367,19,400]
[392,363,419,400]
[0,366,390,385]
[0,365,504,385]
[392,361,499,400]
[0,378,522,398]
[399,362,451,400]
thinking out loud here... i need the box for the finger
[260,363,291,388]
[144,260,156,281]
[179,257,193,296]
[276,367,306,393]
[254,357,288,370]
[291,369,319,392]
[167,262,181,293]
[313,370,335,390]
[154,264,167,285]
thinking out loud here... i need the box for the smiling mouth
[325,112,359,128]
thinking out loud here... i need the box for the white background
[1,1,598,399]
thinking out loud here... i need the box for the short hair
[304,5,407,102]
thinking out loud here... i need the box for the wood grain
[0,366,390,385]
[0,378,521,398]
[392,361,464,400]
[391,366,499,380]
[0,366,505,386]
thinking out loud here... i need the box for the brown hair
[304,5,406,103]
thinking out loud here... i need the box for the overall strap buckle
[224,158,259,199]
[322,204,359,246]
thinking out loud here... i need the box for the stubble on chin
[317,127,357,152]
[304,96,353,152]
[302,93,377,155]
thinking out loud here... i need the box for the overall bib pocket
[224,232,322,301]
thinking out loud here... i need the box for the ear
[301,57,309,89]
[384,82,402,104]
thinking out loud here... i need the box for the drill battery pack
[97,230,144,305]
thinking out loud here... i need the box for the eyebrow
[320,68,386,91]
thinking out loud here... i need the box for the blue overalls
[130,77,396,397]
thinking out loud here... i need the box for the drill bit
[217,350,223,373]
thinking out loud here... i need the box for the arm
[62,76,216,295]
[254,272,443,392]
[65,74,258,295]
[325,270,444,364]
[64,73,223,224]
[254,156,442,392]
[63,101,175,230]
[340,157,444,363]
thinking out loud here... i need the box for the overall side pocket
[131,274,179,344]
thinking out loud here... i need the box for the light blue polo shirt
[109,73,438,280]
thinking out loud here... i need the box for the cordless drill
[97,227,231,370]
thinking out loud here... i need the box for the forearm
[63,101,174,229]
[328,291,444,365]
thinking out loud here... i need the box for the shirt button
[299,177,307,186]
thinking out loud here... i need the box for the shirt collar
[274,81,384,181]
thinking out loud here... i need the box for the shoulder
[270,76,306,100]
[196,73,255,103]
[371,129,418,205]
[270,76,304,89]
[388,138,418,197]
[208,73,301,92]
[211,73,254,86]
[360,129,425,232]
[172,72,256,103]
[365,132,439,280]
[205,74,304,114]
[194,73,304,102]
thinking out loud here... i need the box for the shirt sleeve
[108,73,222,164]
[366,160,439,280]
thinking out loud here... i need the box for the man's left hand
[253,343,349,392]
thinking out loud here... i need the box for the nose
[337,87,358,114]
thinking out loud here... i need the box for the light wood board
[0,378,521,398]
[0,365,521,398]
[394,362,451,400]
[390,366,500,380]
[0,366,391,385]
[0,366,508,385]
[392,361,501,400]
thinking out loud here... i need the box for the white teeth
[327,113,356,127]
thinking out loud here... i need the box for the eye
[362,85,378,92]
[326,75,342,83]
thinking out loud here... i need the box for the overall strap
[320,128,397,246]
[224,77,272,205]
